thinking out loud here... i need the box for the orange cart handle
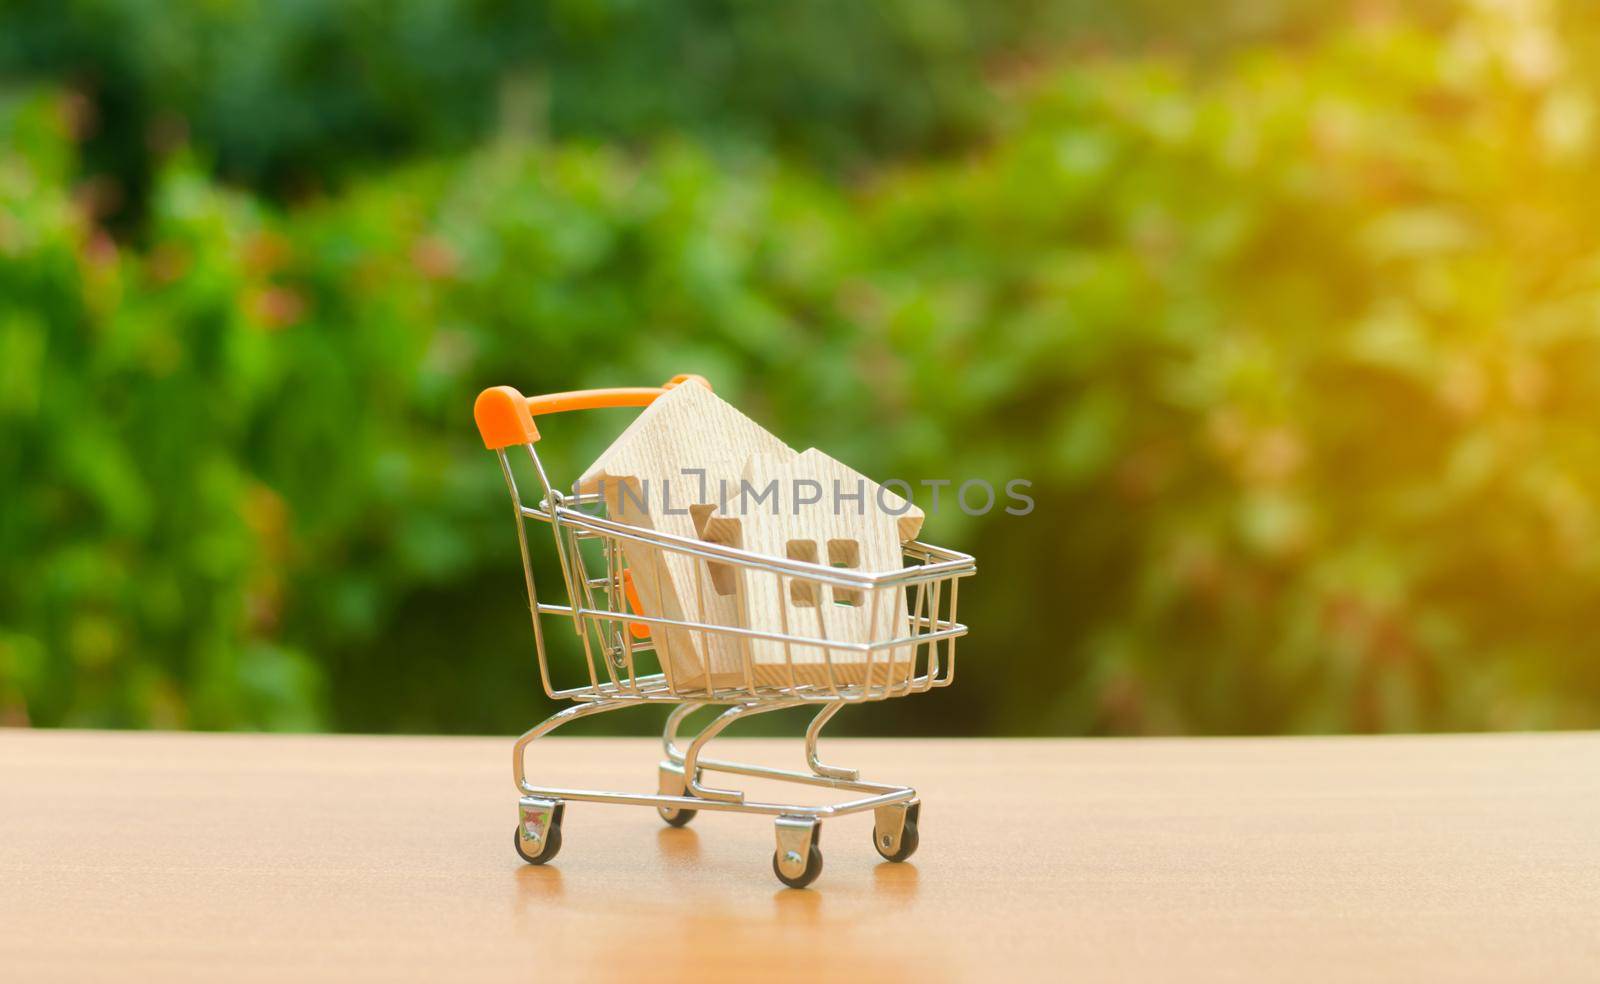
[473,374,710,449]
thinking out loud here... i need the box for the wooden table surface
[0,729,1595,982]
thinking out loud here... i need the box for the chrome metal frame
[496,429,974,885]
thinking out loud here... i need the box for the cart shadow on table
[511,861,565,905]
[507,825,920,909]
[655,825,703,863]
[770,860,920,913]
[506,827,700,906]
[871,859,919,899]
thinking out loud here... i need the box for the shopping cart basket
[474,375,975,887]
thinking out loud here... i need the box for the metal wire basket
[476,375,975,887]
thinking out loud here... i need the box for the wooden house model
[577,383,923,692]
[576,382,791,689]
[715,448,923,689]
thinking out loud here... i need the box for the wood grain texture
[574,382,792,687]
[724,448,918,688]
[1,729,1596,983]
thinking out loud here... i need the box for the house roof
[575,380,793,500]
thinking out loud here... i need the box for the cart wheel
[873,800,921,863]
[873,818,919,863]
[658,804,697,827]
[513,821,562,865]
[657,765,697,826]
[772,844,824,889]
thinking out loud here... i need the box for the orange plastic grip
[621,569,651,640]
[474,374,710,449]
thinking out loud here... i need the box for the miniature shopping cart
[474,375,975,888]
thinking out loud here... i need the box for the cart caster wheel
[513,823,562,864]
[658,805,697,827]
[873,801,920,863]
[514,799,564,865]
[657,763,697,827]
[772,844,823,889]
[874,818,918,862]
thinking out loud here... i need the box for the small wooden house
[576,381,791,689]
[578,384,925,692]
[712,447,924,689]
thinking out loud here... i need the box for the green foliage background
[3,1,1599,735]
